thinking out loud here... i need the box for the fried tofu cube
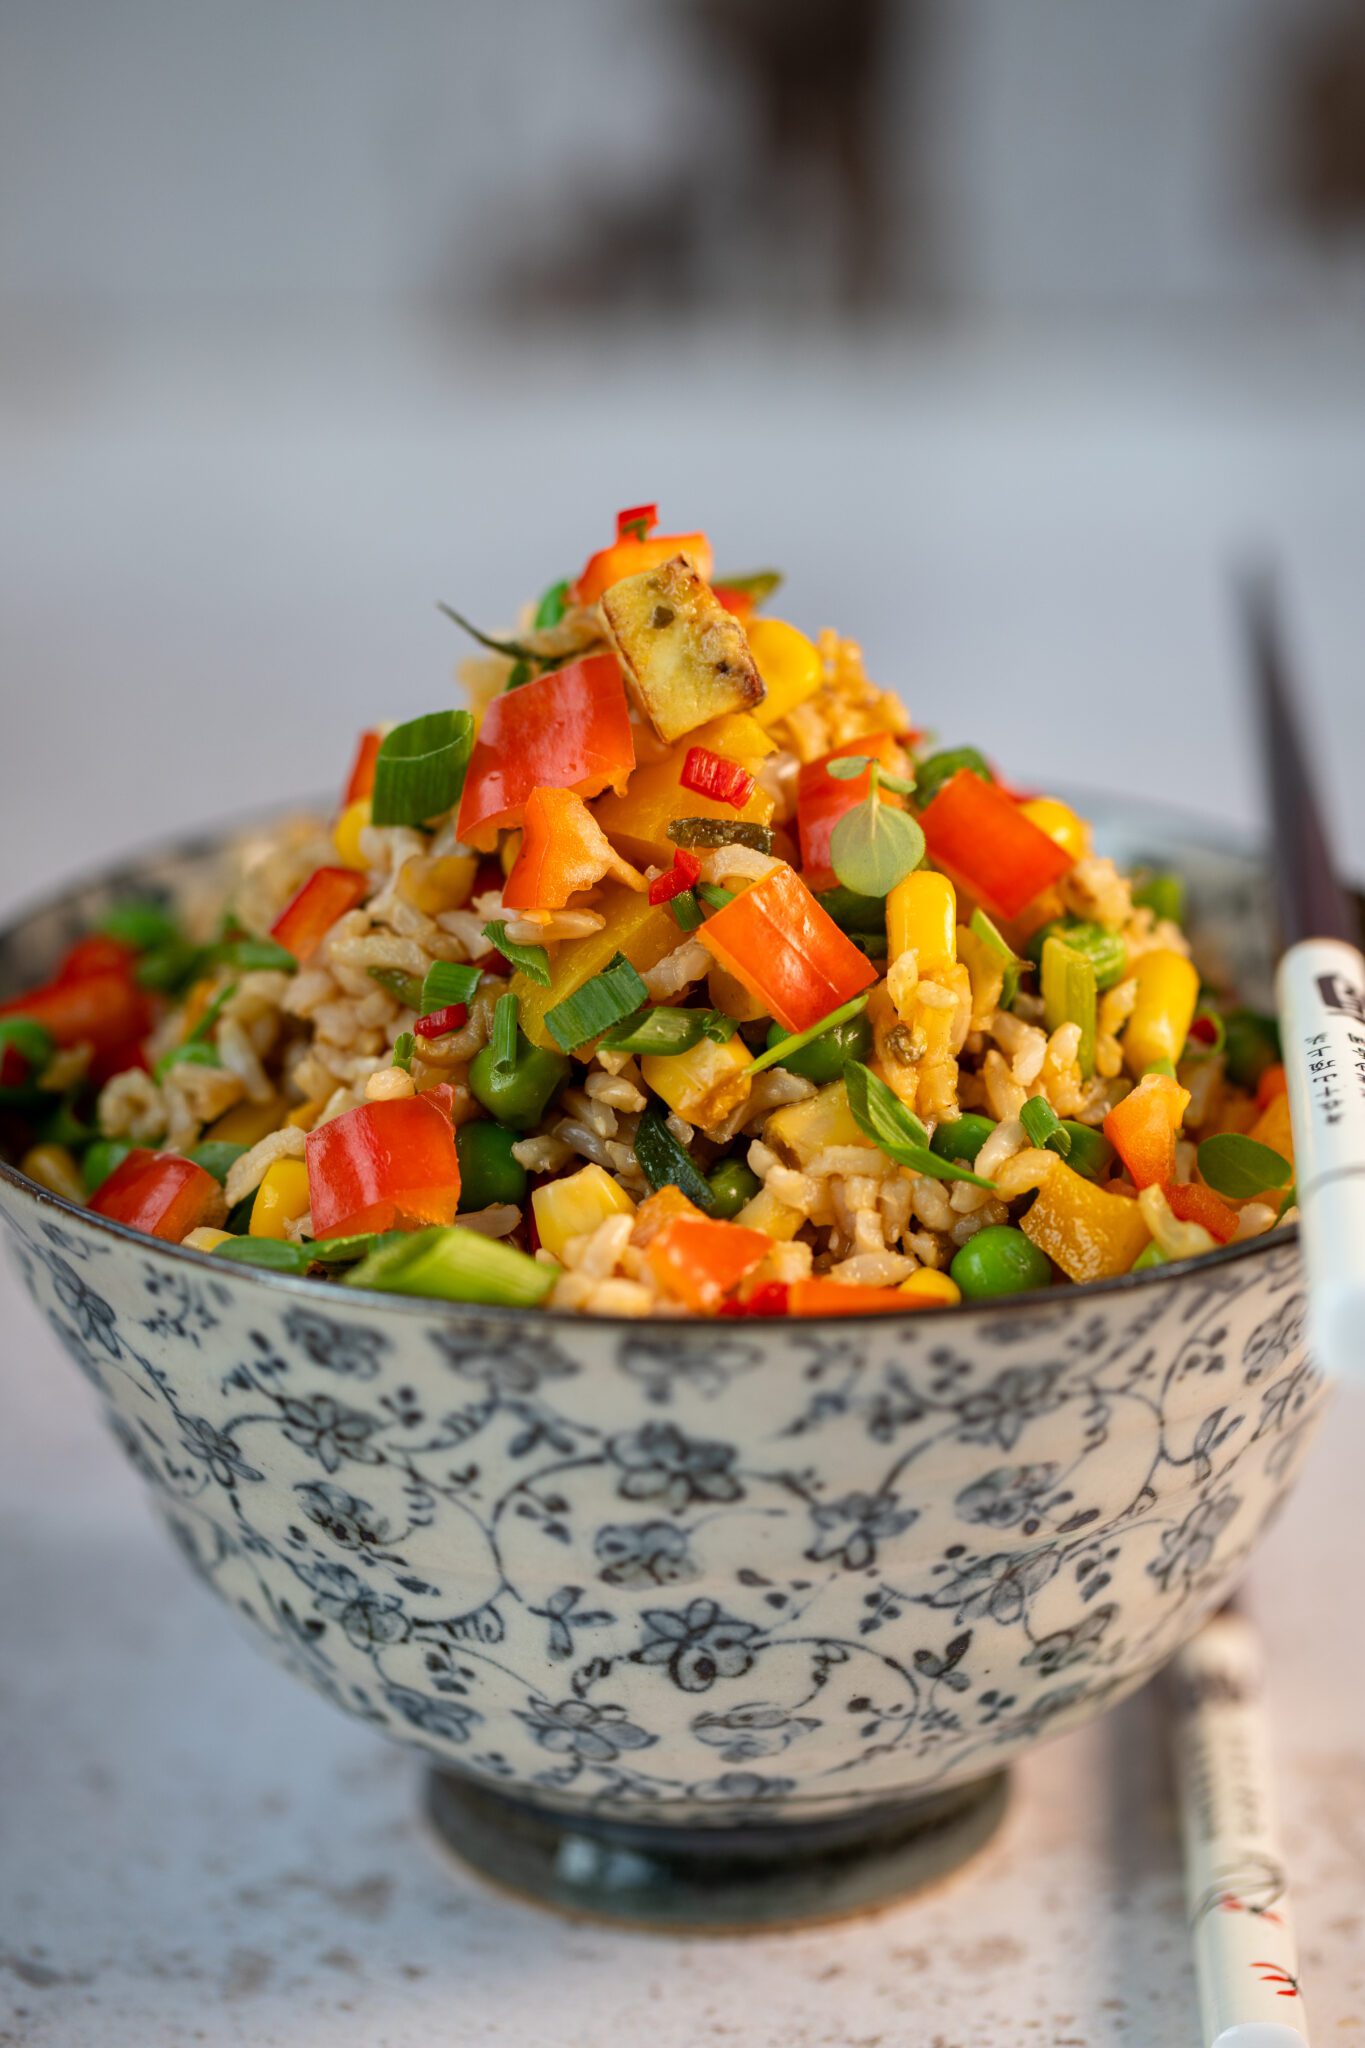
[601,556,765,744]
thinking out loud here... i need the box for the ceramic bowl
[0,799,1327,1927]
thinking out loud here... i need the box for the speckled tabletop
[2,323,1364,2045]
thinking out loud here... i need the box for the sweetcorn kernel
[249,1157,311,1239]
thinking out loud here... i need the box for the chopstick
[1243,571,1365,1383]
[1171,1605,1310,2048]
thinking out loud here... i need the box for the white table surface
[2,318,1364,2045]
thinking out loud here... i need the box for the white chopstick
[1170,1607,1310,2048]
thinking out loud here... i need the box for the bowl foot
[424,1768,1010,1932]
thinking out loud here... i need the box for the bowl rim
[0,794,1301,1332]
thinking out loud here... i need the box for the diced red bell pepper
[343,728,382,807]
[414,1003,468,1039]
[712,585,752,619]
[719,1278,792,1317]
[571,510,715,607]
[796,732,901,893]
[919,769,1075,920]
[1167,1181,1240,1243]
[646,1214,772,1314]
[270,867,369,963]
[647,848,702,906]
[1102,1072,1190,1191]
[501,786,645,912]
[455,655,636,852]
[0,969,153,1054]
[89,1149,220,1242]
[788,1278,919,1315]
[681,747,756,812]
[54,934,137,983]
[89,1037,152,1087]
[698,865,877,1034]
[305,1084,461,1238]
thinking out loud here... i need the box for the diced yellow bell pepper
[204,1095,290,1148]
[707,960,769,1024]
[250,1157,311,1239]
[1019,796,1091,862]
[641,1032,754,1128]
[184,1226,233,1252]
[765,1079,873,1167]
[591,713,776,868]
[1247,1090,1294,1168]
[532,1163,635,1260]
[734,1185,806,1240]
[513,885,686,1051]
[398,852,478,917]
[900,1267,961,1306]
[1020,1160,1151,1282]
[333,799,371,871]
[887,871,957,973]
[20,1143,86,1204]
[748,619,825,728]
[1122,948,1200,1076]
[956,921,1005,1030]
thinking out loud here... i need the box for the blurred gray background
[2,0,1363,902]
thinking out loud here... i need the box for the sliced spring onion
[391,1031,415,1072]
[534,580,570,629]
[368,966,426,1009]
[436,603,542,663]
[1058,1121,1114,1182]
[135,937,207,994]
[667,818,773,853]
[1020,1096,1072,1157]
[213,1237,313,1274]
[970,906,1024,1008]
[154,1041,223,1081]
[370,709,474,829]
[215,937,297,973]
[844,1061,994,1188]
[1040,935,1096,1079]
[815,886,889,934]
[669,888,704,933]
[600,1007,735,1057]
[1223,1009,1281,1090]
[481,921,551,986]
[421,960,481,1012]
[544,953,649,1053]
[633,1112,718,1213]
[491,992,519,1075]
[1183,1008,1228,1062]
[913,746,993,809]
[97,899,181,950]
[748,994,871,1078]
[1196,1133,1293,1200]
[696,883,734,911]
[187,1140,249,1185]
[344,1224,555,1307]
[0,1017,55,1072]
[304,1232,390,1265]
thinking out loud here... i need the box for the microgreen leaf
[829,789,925,898]
[1196,1133,1293,1200]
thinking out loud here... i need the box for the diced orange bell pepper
[788,1277,919,1316]
[306,1083,460,1239]
[89,1150,220,1242]
[1255,1061,1288,1112]
[591,712,775,868]
[698,865,877,1034]
[1020,1161,1151,1282]
[1102,1072,1191,1190]
[572,507,714,607]
[796,732,902,893]
[919,769,1075,919]
[1247,1090,1294,1166]
[646,1214,771,1313]
[343,728,382,807]
[270,866,368,963]
[501,787,646,912]
[455,654,636,852]
[1167,1181,1240,1243]
[630,1185,707,1248]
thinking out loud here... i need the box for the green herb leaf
[370,709,474,829]
[1041,935,1097,1079]
[829,792,925,898]
[633,1112,717,1213]
[534,580,570,629]
[747,994,871,1077]
[420,961,482,1012]
[391,1031,415,1072]
[436,602,541,663]
[0,1017,55,1074]
[1020,1096,1072,1157]
[669,888,704,932]
[913,746,994,809]
[187,1141,249,1185]
[826,755,872,781]
[491,992,519,1076]
[844,1061,995,1187]
[714,568,784,606]
[1196,1133,1293,1200]
[368,966,426,1009]
[667,818,773,853]
[504,659,532,691]
[545,953,650,1053]
[482,922,551,986]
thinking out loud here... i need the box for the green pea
[81,1139,134,1194]
[1026,919,1127,991]
[951,1225,1053,1300]
[930,1113,996,1165]
[188,1140,250,1185]
[706,1159,761,1219]
[1223,1009,1281,1092]
[763,1011,873,1084]
[1059,1121,1114,1183]
[469,1034,570,1131]
[457,1120,529,1211]
[913,746,993,809]
[1131,1240,1169,1271]
[814,887,888,935]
